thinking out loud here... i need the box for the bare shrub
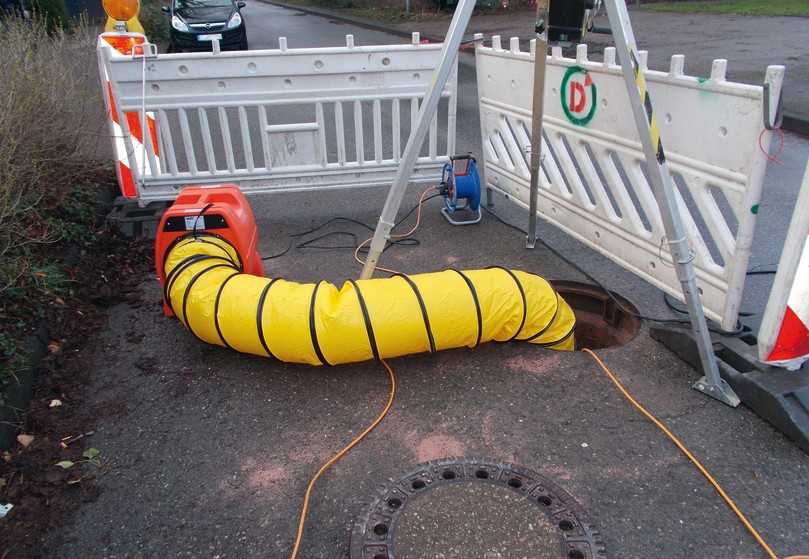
[140,0,170,41]
[0,16,107,290]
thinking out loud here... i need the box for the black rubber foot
[650,326,809,454]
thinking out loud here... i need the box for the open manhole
[350,459,606,559]
[551,280,641,350]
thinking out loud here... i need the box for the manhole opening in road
[350,458,606,559]
[551,280,642,350]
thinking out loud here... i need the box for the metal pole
[405,0,410,15]
[603,0,739,406]
[526,0,549,249]
[360,0,476,279]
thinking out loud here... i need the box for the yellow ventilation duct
[163,234,576,366]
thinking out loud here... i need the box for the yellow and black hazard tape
[629,49,666,164]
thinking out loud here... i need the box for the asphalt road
[46,4,809,558]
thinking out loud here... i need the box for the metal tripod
[359,0,738,407]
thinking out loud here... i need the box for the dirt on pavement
[0,221,153,559]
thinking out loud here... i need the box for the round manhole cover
[350,459,606,559]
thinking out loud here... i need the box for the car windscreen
[175,0,233,9]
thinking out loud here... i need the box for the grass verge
[643,0,809,17]
[275,0,448,23]
[273,0,503,23]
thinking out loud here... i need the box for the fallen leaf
[82,448,100,460]
[47,341,61,354]
[49,399,63,408]
[55,461,75,469]
[54,297,65,305]
[16,434,34,448]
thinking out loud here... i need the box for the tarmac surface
[48,4,809,558]
[48,187,809,558]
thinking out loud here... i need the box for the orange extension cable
[582,348,808,559]
[291,188,432,557]
[286,247,806,558]
[289,359,397,559]
[288,347,807,558]
[354,186,437,275]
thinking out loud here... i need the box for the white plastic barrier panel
[758,160,809,370]
[476,36,785,330]
[97,33,159,199]
[97,32,457,203]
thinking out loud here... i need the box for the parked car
[162,0,247,53]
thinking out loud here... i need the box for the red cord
[758,127,785,165]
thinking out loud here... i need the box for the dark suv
[163,0,247,52]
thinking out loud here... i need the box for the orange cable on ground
[354,186,437,275]
[582,348,808,559]
[289,359,397,559]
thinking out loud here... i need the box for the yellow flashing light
[102,0,140,23]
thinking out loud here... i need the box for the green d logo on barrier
[561,66,598,126]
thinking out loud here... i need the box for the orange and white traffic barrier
[97,32,160,199]
[758,159,809,370]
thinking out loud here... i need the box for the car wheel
[240,39,248,51]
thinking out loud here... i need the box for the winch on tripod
[439,154,482,226]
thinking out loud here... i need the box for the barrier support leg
[650,326,809,453]
[360,0,476,279]
[526,0,549,250]
[604,0,739,406]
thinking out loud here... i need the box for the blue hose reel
[439,154,482,226]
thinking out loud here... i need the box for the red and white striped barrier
[758,159,809,370]
[96,32,457,204]
[97,32,160,199]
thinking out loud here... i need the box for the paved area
[47,4,809,558]
[48,185,809,558]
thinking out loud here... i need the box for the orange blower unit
[155,184,263,316]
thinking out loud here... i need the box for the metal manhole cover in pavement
[350,458,606,559]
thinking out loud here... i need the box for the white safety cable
[139,44,148,189]
[140,42,151,188]
[658,235,696,268]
